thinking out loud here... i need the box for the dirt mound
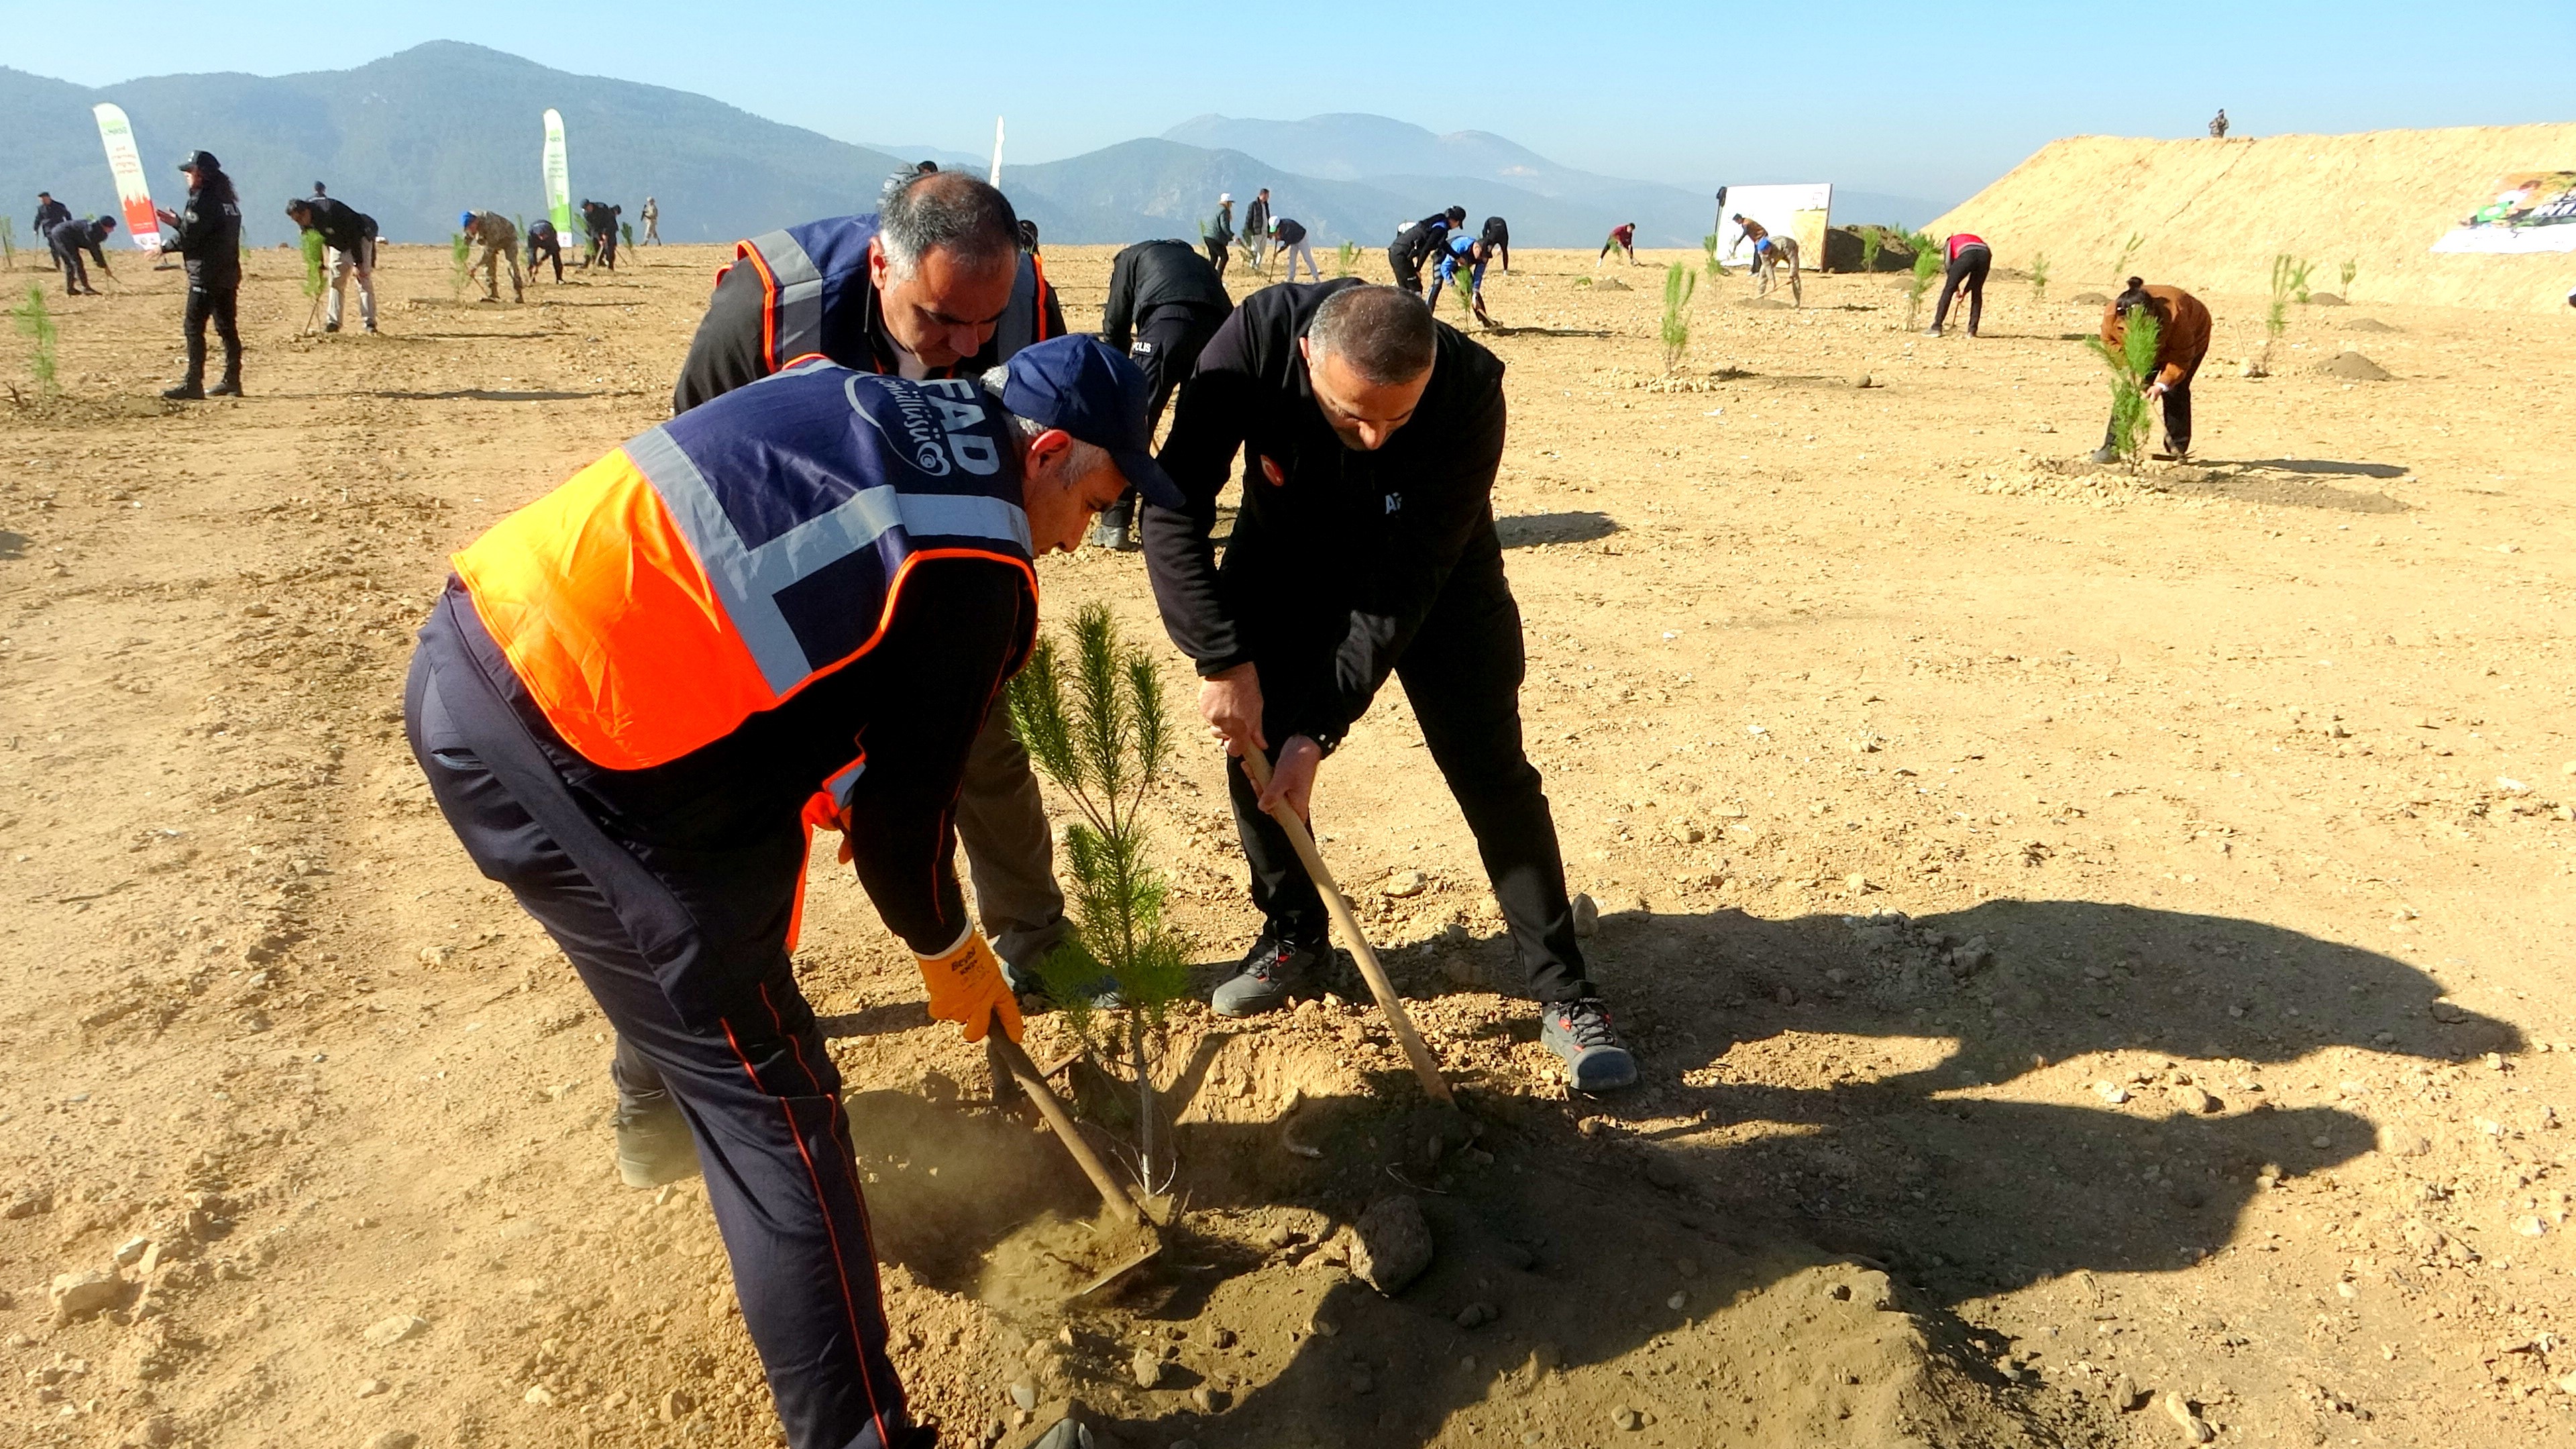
[2342,316,2400,332]
[1736,297,1795,309]
[2308,292,2348,306]
[1584,276,1633,291]
[1931,123,2576,313]
[2068,291,2110,305]
[2318,349,2395,380]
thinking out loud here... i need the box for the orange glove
[916,930,1022,1044]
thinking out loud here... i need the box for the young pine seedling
[2288,256,2314,305]
[1703,231,1723,280]
[1859,228,1884,276]
[2112,231,2145,282]
[2086,301,2162,468]
[2029,251,2050,307]
[1006,602,1189,1191]
[11,283,59,398]
[449,231,471,300]
[1659,262,1697,373]
[2339,258,2358,300]
[1336,239,1358,278]
[0,217,15,272]
[1905,233,1941,331]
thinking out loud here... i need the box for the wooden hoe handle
[987,1024,1140,1226]
[1240,749,1455,1106]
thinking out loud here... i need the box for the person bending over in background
[1481,215,1511,272]
[287,194,380,334]
[525,217,565,284]
[2091,276,2211,463]
[157,151,244,400]
[48,215,115,295]
[1598,221,1636,266]
[1924,231,1990,338]
[1094,237,1234,549]
[460,211,522,303]
[1143,281,1640,1093]
[1272,216,1319,282]
[1387,207,1466,294]
[581,199,621,270]
[1424,232,1493,324]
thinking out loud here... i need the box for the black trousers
[1387,241,1424,293]
[2101,378,2193,456]
[1226,543,1593,1003]
[1931,244,1989,333]
[1203,237,1229,278]
[52,241,90,293]
[1099,306,1220,533]
[530,235,564,282]
[182,284,241,384]
[402,627,916,1449]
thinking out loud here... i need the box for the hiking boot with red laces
[1210,932,1328,1018]
[1540,998,1639,1092]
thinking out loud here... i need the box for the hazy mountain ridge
[1,46,1937,252]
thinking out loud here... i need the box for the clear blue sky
[2,1,2567,207]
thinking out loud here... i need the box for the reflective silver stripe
[823,757,867,807]
[748,228,825,370]
[625,425,1032,698]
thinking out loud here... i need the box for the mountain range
[0,43,1939,251]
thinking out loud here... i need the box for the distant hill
[0,46,1941,253]
[0,42,910,246]
[1929,125,2576,315]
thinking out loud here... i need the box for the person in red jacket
[1598,221,1637,266]
[1925,231,1991,337]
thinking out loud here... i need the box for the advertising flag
[92,103,162,250]
[542,109,573,236]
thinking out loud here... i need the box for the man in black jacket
[47,216,115,295]
[32,192,72,243]
[1093,238,1232,549]
[1142,281,1639,1091]
[286,195,380,333]
[525,217,566,284]
[1481,215,1511,272]
[581,199,621,270]
[1387,206,1466,294]
[156,151,243,399]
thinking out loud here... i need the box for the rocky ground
[0,241,2571,1449]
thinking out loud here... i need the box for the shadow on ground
[942,896,2512,1447]
[1495,512,1618,548]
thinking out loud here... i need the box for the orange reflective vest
[453,359,1036,771]
[716,215,1060,376]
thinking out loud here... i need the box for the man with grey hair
[674,169,1065,409]
[639,169,1076,1188]
[1142,280,1639,1092]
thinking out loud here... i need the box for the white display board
[1715,183,1832,263]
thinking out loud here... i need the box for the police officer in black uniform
[1092,237,1233,549]
[525,216,566,283]
[156,150,243,400]
[1140,281,1640,1092]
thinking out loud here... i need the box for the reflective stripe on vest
[452,362,1035,771]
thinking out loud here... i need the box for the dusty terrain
[2,238,2573,1449]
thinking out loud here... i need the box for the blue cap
[999,335,1181,509]
[459,211,475,230]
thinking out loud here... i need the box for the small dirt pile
[2318,350,2395,380]
[2343,316,2400,333]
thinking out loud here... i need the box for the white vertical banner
[988,117,1006,186]
[542,109,573,235]
[92,103,162,250]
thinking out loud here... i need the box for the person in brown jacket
[2090,276,2212,462]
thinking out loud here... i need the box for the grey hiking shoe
[1540,998,1639,1092]
[1002,942,1123,1012]
[2087,445,2121,465]
[1211,933,1329,1017]
[614,1097,699,1189]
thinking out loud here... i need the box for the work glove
[916,928,1022,1044]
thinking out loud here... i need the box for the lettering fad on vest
[453,361,1037,770]
[723,214,1055,375]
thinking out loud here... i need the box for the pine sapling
[0,217,15,272]
[1859,228,1884,276]
[1658,262,1696,373]
[2029,251,2050,307]
[301,229,326,299]
[11,284,60,398]
[2086,303,2161,468]
[1006,602,1188,1190]
[2288,256,2314,304]
[1703,231,1723,280]
[2339,258,2357,300]
[449,231,471,300]
[620,221,635,254]
[2252,254,2294,375]
[2113,231,2144,282]
[1905,233,1941,331]
[1336,239,1358,278]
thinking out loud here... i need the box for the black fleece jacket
[1142,278,1508,755]
[1101,240,1232,352]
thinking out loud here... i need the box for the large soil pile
[1928,124,2576,313]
